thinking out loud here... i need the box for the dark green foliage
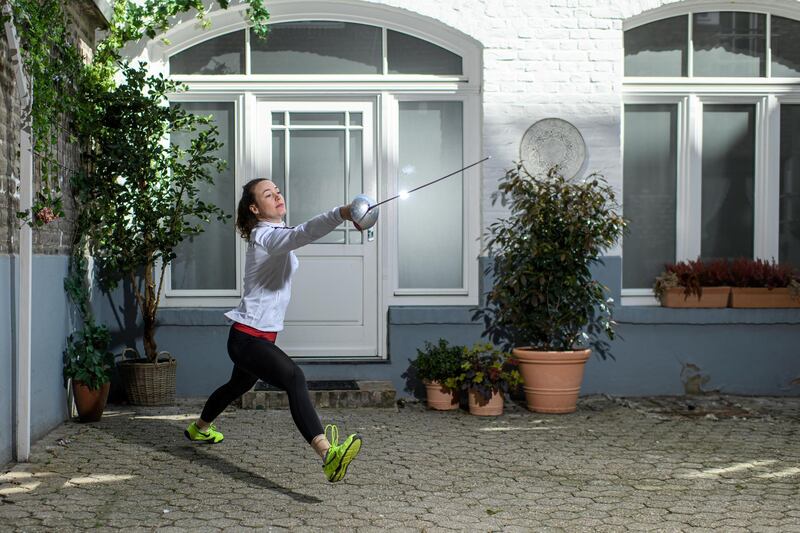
[475,165,626,359]
[74,62,231,361]
[412,339,465,386]
[63,322,114,391]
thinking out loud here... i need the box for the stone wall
[0,0,107,256]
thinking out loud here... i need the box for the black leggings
[200,326,323,444]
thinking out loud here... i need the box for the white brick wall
[362,0,680,239]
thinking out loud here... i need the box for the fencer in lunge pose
[184,178,363,483]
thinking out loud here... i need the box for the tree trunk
[143,255,158,361]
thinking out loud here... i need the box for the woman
[184,178,362,483]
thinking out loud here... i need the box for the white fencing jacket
[224,207,344,332]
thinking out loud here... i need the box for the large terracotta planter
[424,380,459,410]
[730,287,800,308]
[468,389,503,416]
[661,287,730,308]
[72,380,110,422]
[512,347,591,413]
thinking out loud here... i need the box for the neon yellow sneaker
[184,422,224,443]
[322,424,362,483]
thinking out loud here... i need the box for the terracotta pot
[512,347,591,413]
[72,381,110,423]
[468,388,503,416]
[424,380,459,410]
[730,287,800,308]
[661,287,730,308]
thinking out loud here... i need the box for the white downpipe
[4,4,33,463]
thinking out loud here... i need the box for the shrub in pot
[729,258,800,308]
[452,343,521,416]
[63,322,114,422]
[411,339,464,410]
[476,164,626,413]
[653,259,731,308]
[74,63,230,405]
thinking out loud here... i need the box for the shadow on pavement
[97,411,323,504]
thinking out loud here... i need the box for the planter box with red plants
[653,259,800,308]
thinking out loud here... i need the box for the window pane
[771,16,800,77]
[169,31,245,75]
[398,102,463,289]
[623,105,678,289]
[271,130,285,191]
[387,30,463,75]
[251,21,382,74]
[272,112,285,125]
[624,16,687,76]
[288,130,346,243]
[780,105,800,265]
[289,112,345,126]
[170,102,236,290]
[693,12,765,77]
[701,104,755,260]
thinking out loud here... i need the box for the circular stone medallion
[519,118,586,179]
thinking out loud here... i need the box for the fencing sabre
[349,156,491,231]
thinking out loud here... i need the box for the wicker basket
[117,348,177,406]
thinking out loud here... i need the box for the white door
[255,100,378,358]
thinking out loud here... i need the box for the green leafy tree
[74,62,230,361]
[476,165,627,359]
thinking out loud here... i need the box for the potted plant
[63,322,115,422]
[74,62,230,405]
[653,259,731,308]
[476,164,626,413]
[729,258,800,308]
[411,339,464,410]
[452,343,521,416]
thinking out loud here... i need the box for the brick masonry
[0,1,107,256]
[239,380,397,409]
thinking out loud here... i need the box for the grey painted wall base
[1,255,71,465]
[91,255,800,406]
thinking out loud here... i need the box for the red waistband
[232,322,277,342]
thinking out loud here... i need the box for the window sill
[155,308,232,326]
[614,306,800,325]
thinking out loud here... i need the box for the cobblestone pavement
[2,395,799,532]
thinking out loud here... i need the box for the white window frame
[161,93,245,306]
[142,2,482,313]
[622,5,800,305]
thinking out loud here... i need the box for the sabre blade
[367,156,491,212]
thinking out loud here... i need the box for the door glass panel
[623,104,678,289]
[271,130,285,191]
[624,16,687,76]
[170,102,236,290]
[350,112,362,126]
[398,101,463,289]
[169,31,245,75]
[693,12,766,77]
[251,21,382,74]
[272,112,285,125]
[289,112,345,126]
[780,105,800,266]
[771,16,800,77]
[387,30,463,75]
[701,104,755,260]
[288,130,346,244]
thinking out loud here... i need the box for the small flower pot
[468,389,503,416]
[424,380,459,410]
[730,287,800,308]
[661,287,731,308]
[72,381,110,423]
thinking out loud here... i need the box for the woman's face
[249,180,286,223]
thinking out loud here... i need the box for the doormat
[255,380,360,391]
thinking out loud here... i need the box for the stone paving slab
[2,395,799,532]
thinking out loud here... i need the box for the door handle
[367,228,375,242]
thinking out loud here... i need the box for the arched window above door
[169,21,463,76]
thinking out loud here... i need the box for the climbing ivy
[5,0,270,227]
